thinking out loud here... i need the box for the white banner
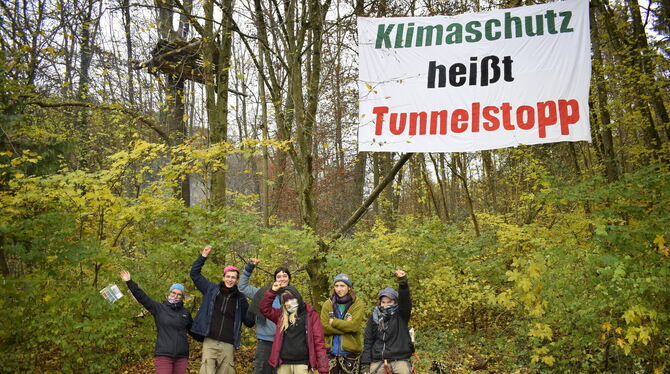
[357,0,591,153]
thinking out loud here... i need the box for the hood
[279,285,306,312]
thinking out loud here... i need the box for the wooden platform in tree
[136,38,217,84]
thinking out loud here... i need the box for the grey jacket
[238,262,280,341]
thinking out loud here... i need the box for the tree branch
[24,98,171,143]
[330,153,413,241]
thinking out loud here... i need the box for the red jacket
[260,288,329,373]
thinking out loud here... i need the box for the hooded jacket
[125,280,192,358]
[259,286,329,373]
[361,276,413,365]
[189,255,254,348]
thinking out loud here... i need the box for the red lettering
[483,106,500,131]
[558,99,579,135]
[430,110,448,135]
[451,109,469,133]
[537,101,557,138]
[373,106,389,135]
[390,112,407,135]
[516,105,535,130]
[501,102,515,130]
[409,112,428,135]
[471,102,480,132]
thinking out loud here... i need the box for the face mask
[168,296,180,304]
[382,304,397,312]
[285,299,299,313]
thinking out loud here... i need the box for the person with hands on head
[320,274,365,373]
[238,257,292,374]
[119,270,193,374]
[360,270,413,374]
[259,280,329,374]
[190,245,255,374]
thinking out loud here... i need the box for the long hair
[279,290,298,332]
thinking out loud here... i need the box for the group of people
[120,245,414,374]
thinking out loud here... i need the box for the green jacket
[320,296,365,354]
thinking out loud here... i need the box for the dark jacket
[260,286,329,373]
[361,277,413,365]
[125,280,193,358]
[189,255,254,348]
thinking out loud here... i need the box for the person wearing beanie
[361,270,413,374]
[238,257,293,374]
[259,282,329,374]
[119,270,193,374]
[190,245,255,374]
[320,273,365,373]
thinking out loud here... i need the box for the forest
[1,0,669,372]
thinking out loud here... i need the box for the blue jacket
[238,262,280,341]
[190,255,254,349]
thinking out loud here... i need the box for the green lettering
[559,11,574,32]
[445,23,463,44]
[485,19,501,40]
[375,24,394,49]
[465,21,482,42]
[416,25,443,47]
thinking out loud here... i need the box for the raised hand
[271,281,282,292]
[394,269,406,278]
[202,245,212,257]
[119,270,131,282]
[250,258,260,265]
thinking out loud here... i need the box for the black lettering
[449,63,467,86]
[480,56,500,86]
[502,56,514,82]
[427,61,447,88]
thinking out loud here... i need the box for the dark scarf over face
[372,304,398,332]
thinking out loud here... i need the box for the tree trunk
[156,0,189,205]
[420,154,442,220]
[451,154,480,237]
[428,153,450,221]
[627,0,670,143]
[122,0,134,105]
[590,6,619,181]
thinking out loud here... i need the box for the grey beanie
[378,287,398,302]
[333,273,352,287]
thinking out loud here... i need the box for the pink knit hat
[223,265,239,276]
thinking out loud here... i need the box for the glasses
[170,291,183,298]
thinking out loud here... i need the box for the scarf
[332,294,353,319]
[372,304,398,332]
[167,296,181,304]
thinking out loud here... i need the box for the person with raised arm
[119,270,193,374]
[238,257,292,373]
[360,270,413,374]
[190,245,254,374]
[259,281,329,374]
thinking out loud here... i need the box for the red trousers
[154,356,188,374]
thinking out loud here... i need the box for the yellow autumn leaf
[541,355,555,366]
